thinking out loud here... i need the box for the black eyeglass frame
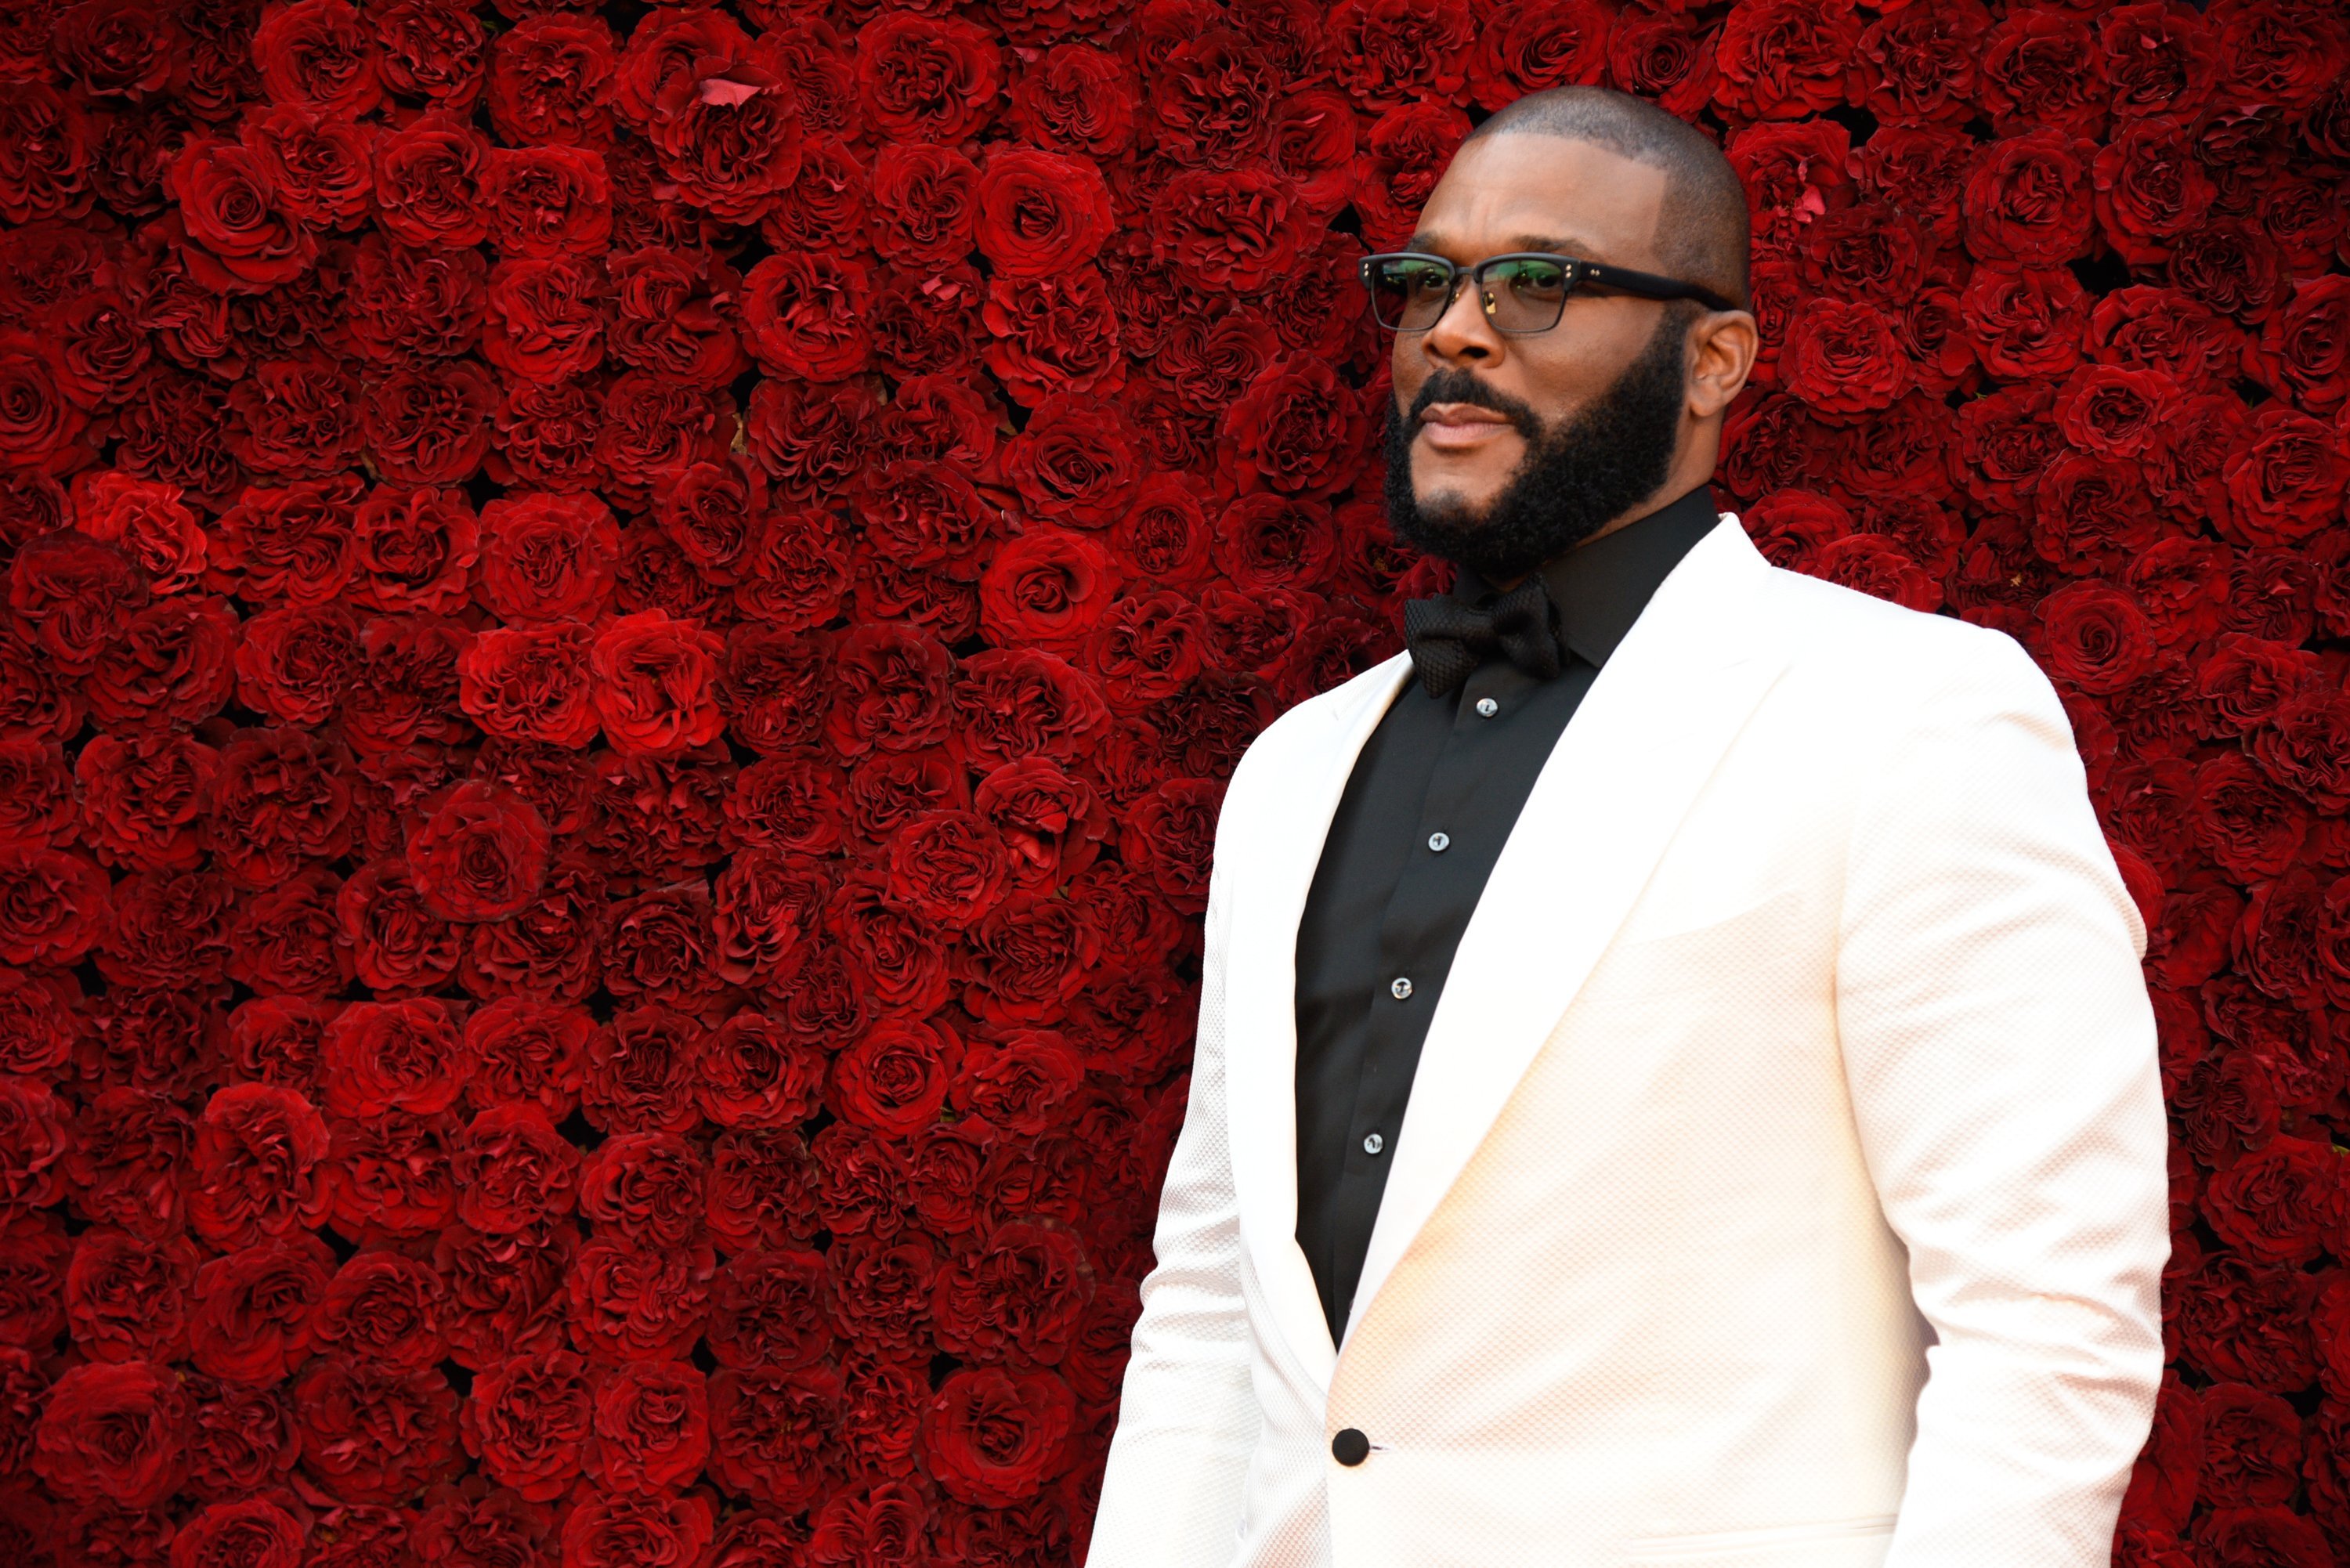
[1357,250,1741,334]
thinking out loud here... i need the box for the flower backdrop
[0,0,2347,1562]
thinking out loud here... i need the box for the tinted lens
[1486,258,1569,331]
[1368,257,1456,330]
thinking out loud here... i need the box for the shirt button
[1476,696,1499,717]
[1362,1132,1384,1156]
[1332,1428,1371,1465]
[1390,977,1412,1000]
[1427,831,1450,852]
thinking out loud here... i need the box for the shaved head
[1464,85,1751,313]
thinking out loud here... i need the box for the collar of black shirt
[1448,482,1722,671]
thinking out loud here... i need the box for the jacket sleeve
[1086,805,1261,1566]
[1835,630,2170,1568]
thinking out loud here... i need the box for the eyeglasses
[1358,251,1739,334]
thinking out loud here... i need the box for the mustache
[1406,370,1543,440]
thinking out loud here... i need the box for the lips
[1416,403,1517,451]
[1419,403,1512,428]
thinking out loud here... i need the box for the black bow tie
[1403,576,1564,698]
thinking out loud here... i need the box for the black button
[1332,1428,1370,1466]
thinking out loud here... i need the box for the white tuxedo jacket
[1090,513,2169,1568]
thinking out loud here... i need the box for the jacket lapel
[1341,515,1794,1345]
[1221,649,1418,1392]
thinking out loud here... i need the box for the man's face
[1385,135,1693,573]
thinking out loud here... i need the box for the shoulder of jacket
[1752,558,2044,703]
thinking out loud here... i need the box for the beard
[1383,305,1690,583]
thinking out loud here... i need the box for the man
[1087,85,2169,1568]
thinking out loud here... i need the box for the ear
[1686,308,1759,423]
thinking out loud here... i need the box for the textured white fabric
[1087,515,2168,1568]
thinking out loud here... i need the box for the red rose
[372,110,491,247]
[211,475,363,605]
[740,251,870,381]
[170,1499,306,1568]
[467,1348,592,1503]
[252,0,382,115]
[329,1109,461,1241]
[72,474,207,598]
[1005,42,1141,158]
[488,14,619,147]
[828,1017,961,1137]
[323,997,472,1120]
[1350,99,1470,251]
[0,845,109,966]
[1978,8,2103,139]
[436,1221,577,1371]
[973,146,1113,279]
[584,1358,708,1494]
[930,1219,1092,1368]
[66,1230,197,1365]
[313,1247,449,1372]
[474,492,618,623]
[1220,356,1373,500]
[707,1363,838,1509]
[998,395,1141,531]
[559,1490,715,1568]
[1962,128,2097,267]
[363,359,495,486]
[232,601,358,726]
[187,1083,333,1249]
[696,1010,824,1129]
[1461,0,1609,107]
[66,1088,193,1242]
[2037,580,2161,695]
[1260,92,1361,227]
[454,1104,581,1236]
[854,13,1001,146]
[407,781,551,923]
[1780,298,1913,421]
[977,529,1119,656]
[2091,120,2215,269]
[460,620,600,748]
[32,1360,189,1508]
[2098,2,2220,123]
[483,255,607,385]
[1325,0,1473,109]
[463,996,592,1118]
[291,1354,464,1504]
[920,1366,1075,1506]
[163,139,315,292]
[707,1247,831,1371]
[1712,0,1863,123]
[241,98,376,223]
[346,235,490,362]
[2197,1381,2301,1508]
[1148,165,1313,294]
[973,270,1119,409]
[581,1005,703,1136]
[2196,1505,2333,1568]
[2201,1133,2350,1266]
[2219,406,2350,551]
[10,530,146,674]
[1959,262,2090,380]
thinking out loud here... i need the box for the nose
[1419,270,1502,365]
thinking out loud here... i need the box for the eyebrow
[1404,232,1610,261]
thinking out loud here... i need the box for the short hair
[1463,86,1751,313]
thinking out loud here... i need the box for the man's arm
[1836,630,2171,1567]
[1087,836,1260,1566]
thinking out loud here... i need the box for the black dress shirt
[1292,482,1724,1342]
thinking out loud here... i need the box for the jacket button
[1332,1428,1370,1466]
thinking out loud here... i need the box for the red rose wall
[0,0,2347,1562]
